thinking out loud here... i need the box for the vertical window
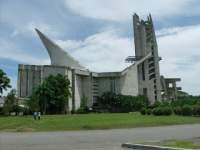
[110,79,116,93]
[142,62,145,80]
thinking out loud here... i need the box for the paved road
[0,124,200,150]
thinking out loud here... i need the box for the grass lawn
[162,140,200,149]
[0,113,200,132]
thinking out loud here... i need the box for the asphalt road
[0,124,200,150]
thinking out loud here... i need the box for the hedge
[152,107,172,116]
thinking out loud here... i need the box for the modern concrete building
[17,14,182,111]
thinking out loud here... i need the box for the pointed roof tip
[34,27,85,69]
[35,28,43,36]
[34,28,50,43]
[35,28,40,33]
[35,28,43,38]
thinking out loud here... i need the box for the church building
[17,14,182,111]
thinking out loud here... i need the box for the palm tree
[0,69,11,96]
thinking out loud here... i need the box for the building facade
[17,14,182,111]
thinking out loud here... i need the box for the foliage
[95,92,148,113]
[0,69,11,96]
[140,108,146,115]
[146,109,152,115]
[27,93,39,112]
[76,107,89,114]
[3,89,18,115]
[28,74,71,114]
[174,106,182,115]
[149,97,200,116]
[152,107,172,116]
[174,105,200,116]
[150,101,161,108]
[181,105,193,116]
[192,105,200,116]
[171,96,200,107]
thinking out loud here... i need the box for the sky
[0,0,200,95]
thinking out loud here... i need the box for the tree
[0,69,11,96]
[27,93,39,112]
[29,74,71,114]
[3,89,17,115]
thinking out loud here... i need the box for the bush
[76,107,89,114]
[192,105,200,116]
[95,92,149,113]
[148,101,161,109]
[174,106,182,115]
[146,109,152,115]
[152,107,172,116]
[182,105,193,116]
[163,107,173,115]
[152,107,162,116]
[171,96,200,107]
[140,108,146,115]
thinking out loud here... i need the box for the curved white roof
[35,29,85,70]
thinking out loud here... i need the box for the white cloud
[65,0,193,21]
[56,29,133,72]
[157,25,200,95]
[8,21,60,39]
[0,39,50,65]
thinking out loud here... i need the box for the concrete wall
[97,77,121,96]
[82,75,92,107]
[18,65,42,97]
[120,65,139,96]
[73,70,93,110]
[18,65,75,111]
[95,65,139,97]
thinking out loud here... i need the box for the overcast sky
[0,0,200,95]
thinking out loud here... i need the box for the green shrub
[95,92,149,113]
[162,107,173,115]
[146,109,152,115]
[192,105,200,116]
[159,101,171,107]
[182,105,193,116]
[140,108,146,115]
[152,107,172,116]
[152,107,162,116]
[171,96,200,107]
[149,101,161,109]
[174,106,182,115]
[76,107,89,114]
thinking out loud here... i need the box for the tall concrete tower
[133,14,162,104]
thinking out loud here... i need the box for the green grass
[0,113,200,132]
[163,140,200,149]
